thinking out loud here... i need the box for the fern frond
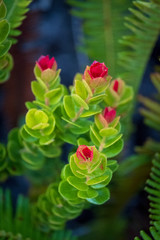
[67,0,130,77]
[119,0,160,92]
[145,154,160,224]
[139,73,160,131]
[68,0,160,93]
[135,154,160,240]
[4,0,32,44]
[0,189,78,240]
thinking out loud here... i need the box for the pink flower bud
[103,107,116,123]
[89,61,108,79]
[76,145,93,162]
[111,79,124,96]
[36,55,57,71]
[97,107,116,128]
[113,80,119,92]
[83,61,109,92]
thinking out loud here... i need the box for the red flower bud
[36,55,57,71]
[76,145,93,162]
[103,107,116,123]
[113,80,119,92]
[111,79,124,96]
[89,61,108,79]
[83,61,109,92]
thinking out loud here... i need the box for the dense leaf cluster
[0,0,31,83]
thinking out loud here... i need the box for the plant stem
[45,83,49,106]
[72,107,84,122]
[99,137,106,152]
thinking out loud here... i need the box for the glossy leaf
[67,176,88,191]
[75,79,88,100]
[59,180,78,201]
[63,95,76,119]
[87,187,110,205]
[0,19,9,43]
[72,94,89,110]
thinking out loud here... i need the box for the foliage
[0,54,133,235]
[68,0,160,94]
[135,154,160,240]
[0,189,77,240]
[139,73,160,131]
[67,0,130,77]
[119,0,160,92]
[0,0,31,83]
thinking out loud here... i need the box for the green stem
[72,106,84,122]
[99,137,106,152]
[45,83,50,106]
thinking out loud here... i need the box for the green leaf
[63,95,76,119]
[45,86,63,105]
[100,127,118,137]
[80,105,102,118]
[119,86,134,105]
[88,94,105,105]
[0,143,6,159]
[70,119,91,134]
[107,160,119,173]
[0,40,11,57]
[61,164,74,179]
[90,125,101,146]
[39,144,61,158]
[7,140,21,162]
[61,116,80,128]
[0,1,7,19]
[0,143,7,171]
[20,126,37,143]
[104,134,122,148]
[26,109,49,130]
[32,100,49,111]
[31,81,45,101]
[72,94,89,110]
[60,131,78,145]
[87,187,110,205]
[86,173,109,186]
[90,128,100,147]
[102,138,124,158]
[77,137,90,146]
[78,188,98,199]
[39,131,55,146]
[82,79,93,96]
[67,176,88,191]
[70,155,86,179]
[75,79,88,100]
[21,149,45,170]
[0,19,9,43]
[59,180,78,201]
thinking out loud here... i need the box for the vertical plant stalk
[103,0,115,75]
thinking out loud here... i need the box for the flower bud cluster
[59,145,112,205]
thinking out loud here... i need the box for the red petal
[90,61,108,78]
[103,107,116,123]
[113,80,119,92]
[36,55,56,71]
[48,57,55,69]
[76,145,93,162]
